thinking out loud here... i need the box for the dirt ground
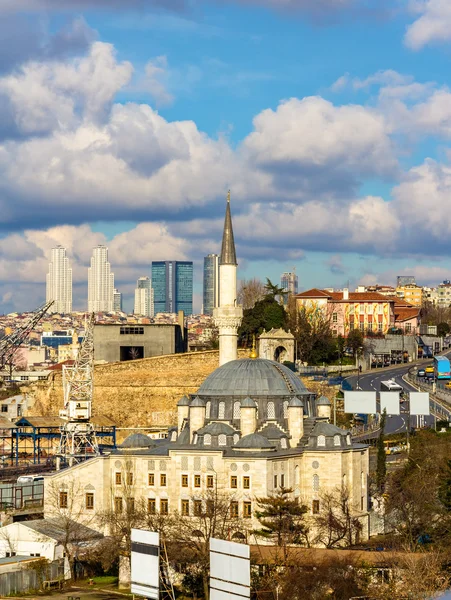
[1,585,132,600]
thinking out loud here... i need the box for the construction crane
[0,301,54,379]
[57,313,99,468]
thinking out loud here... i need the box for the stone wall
[29,349,248,428]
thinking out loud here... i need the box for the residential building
[397,275,416,287]
[113,288,122,312]
[281,271,299,297]
[134,277,154,317]
[151,261,193,315]
[203,254,219,315]
[46,246,72,314]
[395,284,423,306]
[358,285,396,297]
[87,246,114,313]
[433,281,451,308]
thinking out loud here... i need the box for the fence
[297,365,356,376]
[0,559,64,596]
[406,372,451,421]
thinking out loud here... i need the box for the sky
[3,0,451,313]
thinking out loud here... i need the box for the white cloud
[404,0,451,50]
[141,56,174,107]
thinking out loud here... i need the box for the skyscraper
[203,254,219,315]
[46,246,72,314]
[113,288,122,312]
[281,271,299,297]
[88,245,114,312]
[151,261,193,315]
[134,277,154,317]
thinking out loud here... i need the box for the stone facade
[258,329,295,363]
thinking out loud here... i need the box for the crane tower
[57,313,99,468]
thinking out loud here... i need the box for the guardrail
[405,371,451,421]
[297,365,356,375]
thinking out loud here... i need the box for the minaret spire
[220,190,237,266]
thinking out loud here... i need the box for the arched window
[342,474,347,489]
[334,435,341,447]
[233,401,241,419]
[171,431,177,442]
[206,401,211,419]
[317,435,326,447]
[218,402,225,419]
[281,438,287,449]
[313,474,319,492]
[346,434,351,446]
[204,434,211,446]
[295,465,300,485]
[267,401,275,419]
[233,434,239,445]
[218,434,227,446]
[283,401,288,419]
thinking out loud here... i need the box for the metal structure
[0,301,53,375]
[57,313,99,468]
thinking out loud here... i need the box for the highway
[346,364,451,436]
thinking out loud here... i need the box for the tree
[376,409,387,493]
[313,486,363,548]
[238,296,287,347]
[438,322,451,338]
[254,487,308,563]
[346,328,364,358]
[264,278,287,303]
[237,278,266,310]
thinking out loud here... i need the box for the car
[425,366,434,373]
[417,369,426,377]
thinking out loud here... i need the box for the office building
[88,246,114,313]
[151,261,193,315]
[281,271,299,297]
[113,289,122,312]
[46,246,72,314]
[203,254,219,315]
[134,277,154,317]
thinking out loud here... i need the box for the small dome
[235,433,275,449]
[241,397,257,408]
[120,433,155,449]
[190,396,206,407]
[317,395,331,406]
[259,424,288,440]
[177,395,190,406]
[197,422,236,436]
[289,396,304,407]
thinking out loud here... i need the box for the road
[346,364,451,436]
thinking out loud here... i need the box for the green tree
[376,409,387,493]
[238,296,287,346]
[438,322,451,338]
[264,278,287,302]
[346,328,364,357]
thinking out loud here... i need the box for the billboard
[380,392,400,416]
[409,392,430,416]
[344,391,377,415]
[130,529,159,599]
[210,538,250,600]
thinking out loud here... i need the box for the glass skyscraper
[151,261,193,314]
[203,254,219,315]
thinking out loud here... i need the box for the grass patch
[91,575,118,585]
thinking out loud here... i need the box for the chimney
[343,288,349,300]
[240,397,257,437]
[288,397,304,447]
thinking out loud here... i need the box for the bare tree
[237,278,266,310]
[313,486,363,548]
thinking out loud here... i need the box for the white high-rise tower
[88,245,114,312]
[46,246,72,314]
[213,191,243,366]
[134,277,154,317]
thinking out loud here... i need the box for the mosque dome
[120,433,156,449]
[197,358,309,398]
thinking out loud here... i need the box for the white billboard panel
[131,529,159,599]
[344,391,377,415]
[210,538,250,600]
[380,392,400,416]
[409,392,430,416]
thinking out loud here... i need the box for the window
[347,434,351,445]
[233,401,241,419]
[230,502,239,518]
[361,496,364,511]
[127,498,135,513]
[160,499,168,515]
[204,434,211,446]
[148,473,155,486]
[218,401,225,419]
[274,475,278,488]
[194,457,201,471]
[160,474,167,487]
[334,435,341,447]
[148,498,156,514]
[127,473,133,485]
[332,312,337,323]
[59,491,68,508]
[115,472,122,485]
[218,434,227,446]
[194,475,201,488]
[181,474,188,487]
[181,499,190,516]
[231,476,238,489]
[243,476,250,490]
[207,475,214,489]
[85,493,94,510]
[114,497,123,512]
[378,322,383,332]
[194,500,202,516]
[1,405,7,413]
[281,438,287,449]
[267,401,275,419]
[283,401,288,418]
[280,474,285,488]
[359,322,365,332]
[313,474,319,492]
[405,323,412,332]
[317,435,326,447]
[120,326,144,335]
[206,401,211,418]
[312,500,320,514]
[243,502,252,518]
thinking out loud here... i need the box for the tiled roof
[329,291,393,302]
[295,288,331,298]
[395,307,420,322]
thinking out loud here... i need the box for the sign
[130,529,159,599]
[210,538,250,600]
[344,391,377,415]
[409,392,430,416]
[380,392,400,416]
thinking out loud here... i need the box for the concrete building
[151,261,193,315]
[46,246,72,314]
[134,277,154,317]
[88,246,114,313]
[203,254,219,315]
[113,288,122,312]
[93,321,187,362]
[281,271,299,297]
[395,284,423,306]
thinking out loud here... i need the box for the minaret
[213,191,243,366]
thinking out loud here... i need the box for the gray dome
[241,397,257,408]
[289,396,304,407]
[191,396,206,407]
[235,433,275,449]
[120,433,155,449]
[197,422,236,436]
[177,395,190,406]
[317,395,331,406]
[198,358,309,397]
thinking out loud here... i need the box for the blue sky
[2,0,451,312]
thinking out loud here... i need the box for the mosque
[43,194,369,537]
